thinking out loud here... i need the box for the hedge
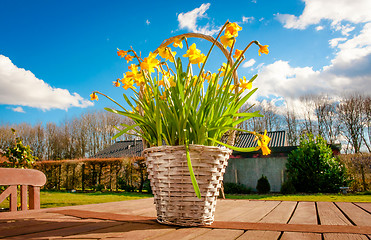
[33,157,147,192]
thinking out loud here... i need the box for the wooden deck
[0,198,370,239]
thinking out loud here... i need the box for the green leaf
[186,143,201,199]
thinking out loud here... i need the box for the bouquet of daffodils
[92,21,271,197]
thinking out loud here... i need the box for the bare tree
[284,108,300,145]
[313,95,340,144]
[337,94,366,153]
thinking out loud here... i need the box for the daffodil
[140,52,160,73]
[125,55,134,63]
[158,47,176,62]
[121,74,136,90]
[127,64,144,86]
[117,49,127,58]
[254,130,271,155]
[218,63,228,77]
[225,22,242,37]
[183,43,202,62]
[220,33,234,48]
[239,76,252,91]
[258,45,269,56]
[90,93,98,101]
[113,79,121,87]
[173,37,183,49]
[168,76,176,87]
[233,49,243,59]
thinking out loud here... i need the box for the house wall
[223,157,288,192]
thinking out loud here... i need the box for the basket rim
[142,144,232,154]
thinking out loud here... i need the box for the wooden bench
[0,168,46,211]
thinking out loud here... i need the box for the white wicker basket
[143,144,232,226]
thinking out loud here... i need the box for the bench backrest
[0,168,46,186]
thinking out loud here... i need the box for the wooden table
[1,198,370,239]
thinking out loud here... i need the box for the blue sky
[1,0,370,125]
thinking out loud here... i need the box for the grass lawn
[225,193,371,202]
[0,191,153,209]
[1,191,370,210]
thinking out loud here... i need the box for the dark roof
[94,139,143,158]
[234,130,288,148]
[94,131,289,158]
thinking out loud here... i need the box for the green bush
[256,175,270,194]
[223,182,251,194]
[286,133,349,193]
[280,180,296,194]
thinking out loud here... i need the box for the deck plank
[6,221,122,239]
[324,233,369,240]
[335,202,371,226]
[317,202,352,225]
[150,227,212,240]
[259,201,297,223]
[231,201,281,222]
[214,200,255,221]
[56,222,176,239]
[0,220,91,238]
[288,202,317,225]
[354,203,371,214]
[237,230,281,240]
[192,229,244,240]
[281,232,321,240]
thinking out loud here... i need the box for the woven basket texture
[143,144,232,226]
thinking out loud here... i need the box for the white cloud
[329,37,347,48]
[177,3,220,35]
[276,0,371,30]
[255,22,371,104]
[10,106,25,113]
[0,55,93,111]
[315,25,324,31]
[242,59,256,68]
[146,19,150,25]
[242,16,254,24]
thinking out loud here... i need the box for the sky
[1,0,370,125]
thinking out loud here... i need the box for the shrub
[286,133,349,193]
[223,182,251,194]
[256,175,270,194]
[280,180,296,194]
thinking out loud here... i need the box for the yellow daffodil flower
[254,130,271,155]
[127,64,144,86]
[121,75,136,90]
[90,93,98,101]
[225,22,242,37]
[125,55,134,63]
[168,76,176,87]
[220,33,234,48]
[117,49,127,58]
[140,52,160,73]
[218,63,228,77]
[239,76,252,90]
[113,79,121,87]
[158,79,165,86]
[158,47,176,62]
[233,49,244,59]
[173,37,183,49]
[183,44,205,66]
[258,45,269,56]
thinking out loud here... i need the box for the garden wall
[224,157,287,192]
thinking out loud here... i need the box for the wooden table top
[1,198,370,239]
